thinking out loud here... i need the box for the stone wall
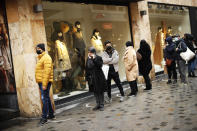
[6,0,47,117]
[147,0,197,7]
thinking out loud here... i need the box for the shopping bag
[102,64,109,80]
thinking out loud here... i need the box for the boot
[188,72,192,77]
[192,72,196,77]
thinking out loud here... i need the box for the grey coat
[102,49,119,72]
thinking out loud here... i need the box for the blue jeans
[188,56,196,73]
[39,82,54,119]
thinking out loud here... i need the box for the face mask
[106,46,112,51]
[174,37,179,42]
[36,50,42,54]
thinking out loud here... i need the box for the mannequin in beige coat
[124,41,138,96]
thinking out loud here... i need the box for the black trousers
[107,72,124,98]
[167,61,177,80]
[143,74,152,89]
[94,92,104,108]
[129,80,138,94]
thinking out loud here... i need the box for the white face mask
[173,37,179,42]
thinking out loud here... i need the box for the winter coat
[164,37,177,61]
[102,49,119,72]
[137,42,152,75]
[175,39,187,60]
[91,35,104,56]
[123,46,138,82]
[85,55,107,93]
[35,52,53,87]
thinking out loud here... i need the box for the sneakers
[38,118,47,126]
[120,96,124,102]
[99,107,104,111]
[47,115,56,120]
[144,88,152,91]
[167,80,172,84]
[128,93,136,97]
[172,80,177,84]
[105,97,112,104]
[93,105,100,111]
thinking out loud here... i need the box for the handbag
[166,58,172,66]
[102,64,109,80]
[136,51,142,61]
[179,43,195,63]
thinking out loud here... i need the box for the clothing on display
[91,35,104,56]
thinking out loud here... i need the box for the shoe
[167,80,172,84]
[120,96,124,102]
[38,118,47,126]
[172,80,177,84]
[105,97,112,104]
[93,105,100,111]
[128,92,137,97]
[144,88,152,91]
[47,115,56,120]
[188,72,192,77]
[192,72,196,77]
[99,107,104,111]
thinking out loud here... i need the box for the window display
[43,1,131,99]
[148,3,191,72]
[0,3,15,93]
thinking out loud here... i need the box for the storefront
[148,3,192,72]
[42,0,133,100]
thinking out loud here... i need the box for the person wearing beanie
[86,47,107,111]
[124,41,139,96]
[35,43,55,125]
[102,40,125,103]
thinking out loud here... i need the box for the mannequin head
[75,21,81,29]
[57,31,64,41]
[93,29,100,37]
[167,26,172,33]
[158,27,162,32]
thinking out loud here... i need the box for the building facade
[0,0,196,117]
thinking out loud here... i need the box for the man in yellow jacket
[35,43,55,125]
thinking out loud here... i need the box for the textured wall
[147,0,197,7]
[6,0,47,117]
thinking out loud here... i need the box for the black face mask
[36,50,42,55]
[106,46,112,51]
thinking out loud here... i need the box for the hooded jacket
[164,37,176,61]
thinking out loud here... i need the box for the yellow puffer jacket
[35,52,53,87]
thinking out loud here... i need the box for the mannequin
[166,26,173,39]
[71,21,86,89]
[91,29,104,56]
[153,27,165,66]
[54,31,72,93]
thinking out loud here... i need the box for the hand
[176,48,178,51]
[43,86,47,90]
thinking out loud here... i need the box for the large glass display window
[148,3,191,72]
[42,1,131,99]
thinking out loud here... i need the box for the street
[3,74,197,131]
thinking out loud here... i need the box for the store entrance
[0,0,19,121]
[189,7,197,39]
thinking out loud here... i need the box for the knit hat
[88,47,96,54]
[36,43,45,51]
[104,40,111,46]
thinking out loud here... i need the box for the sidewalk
[1,74,197,131]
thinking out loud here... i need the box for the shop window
[43,2,131,99]
[0,1,16,93]
[148,3,191,72]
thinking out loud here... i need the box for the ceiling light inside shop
[172,6,179,10]
[164,5,170,9]
[179,6,184,11]
[157,4,163,9]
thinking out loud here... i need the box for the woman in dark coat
[85,47,107,111]
[137,40,152,90]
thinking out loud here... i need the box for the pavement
[1,74,197,131]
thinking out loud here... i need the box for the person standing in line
[174,35,187,84]
[123,41,138,96]
[85,47,107,111]
[164,36,177,84]
[137,40,152,90]
[102,40,125,102]
[35,43,55,125]
[184,34,196,77]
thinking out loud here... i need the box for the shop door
[0,0,19,121]
[189,7,197,39]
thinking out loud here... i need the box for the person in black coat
[85,47,107,111]
[137,40,152,90]
[184,34,196,77]
[164,36,177,84]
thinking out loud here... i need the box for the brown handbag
[166,58,172,66]
[136,52,142,61]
